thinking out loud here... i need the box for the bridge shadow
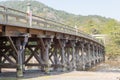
[0,69,73,79]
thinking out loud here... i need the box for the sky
[36,0,120,21]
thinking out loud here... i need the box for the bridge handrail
[0,5,103,46]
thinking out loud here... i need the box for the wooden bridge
[0,6,105,77]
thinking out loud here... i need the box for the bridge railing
[0,5,103,45]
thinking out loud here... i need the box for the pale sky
[37,0,120,21]
[0,0,120,21]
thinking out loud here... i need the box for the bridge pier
[52,43,62,71]
[75,41,82,70]
[81,43,86,70]
[58,39,66,72]
[16,38,24,77]
[96,46,99,64]
[42,38,52,74]
[92,45,95,65]
[0,53,1,73]
[71,41,76,70]
[87,43,92,68]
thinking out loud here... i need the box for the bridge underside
[0,25,105,77]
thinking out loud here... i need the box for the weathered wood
[87,43,91,68]
[53,47,58,70]
[0,5,105,77]
[58,39,66,71]
[2,25,6,35]
[72,41,76,70]
[81,43,86,70]
[7,36,18,55]
[91,45,95,65]
[16,38,24,77]
[42,38,52,73]
[16,38,23,77]
[0,54,2,73]
[28,47,44,65]
[0,63,17,68]
[16,35,28,77]
[0,50,15,64]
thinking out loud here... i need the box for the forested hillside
[0,0,120,59]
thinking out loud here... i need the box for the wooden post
[22,50,25,73]
[0,40,2,73]
[16,38,23,77]
[92,45,96,65]
[87,43,91,68]
[54,47,58,71]
[43,39,52,74]
[67,47,70,70]
[81,43,85,70]
[22,35,28,73]
[71,41,76,70]
[0,54,2,73]
[16,35,28,77]
[98,47,101,63]
[100,47,103,62]
[58,39,66,71]
[97,46,99,63]
[103,47,105,62]
[75,46,79,70]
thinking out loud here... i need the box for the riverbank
[0,60,120,80]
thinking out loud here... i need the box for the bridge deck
[0,5,105,77]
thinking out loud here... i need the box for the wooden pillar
[93,45,97,65]
[71,41,76,70]
[100,47,103,62]
[0,54,2,73]
[96,46,99,63]
[0,40,3,73]
[81,43,85,70]
[75,46,80,70]
[16,38,23,77]
[22,50,25,73]
[53,47,58,70]
[58,39,66,71]
[92,45,96,65]
[22,36,28,72]
[100,47,105,62]
[61,46,65,71]
[99,47,102,62]
[53,46,61,71]
[103,47,105,62]
[87,43,91,68]
[15,35,28,77]
[43,39,52,74]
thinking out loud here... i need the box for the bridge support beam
[75,42,81,70]
[7,35,28,77]
[0,54,1,73]
[70,41,76,70]
[92,45,96,65]
[16,38,23,77]
[96,46,99,64]
[58,39,66,71]
[81,43,86,70]
[0,40,1,73]
[87,43,92,68]
[42,38,52,74]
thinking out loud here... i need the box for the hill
[0,0,114,34]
